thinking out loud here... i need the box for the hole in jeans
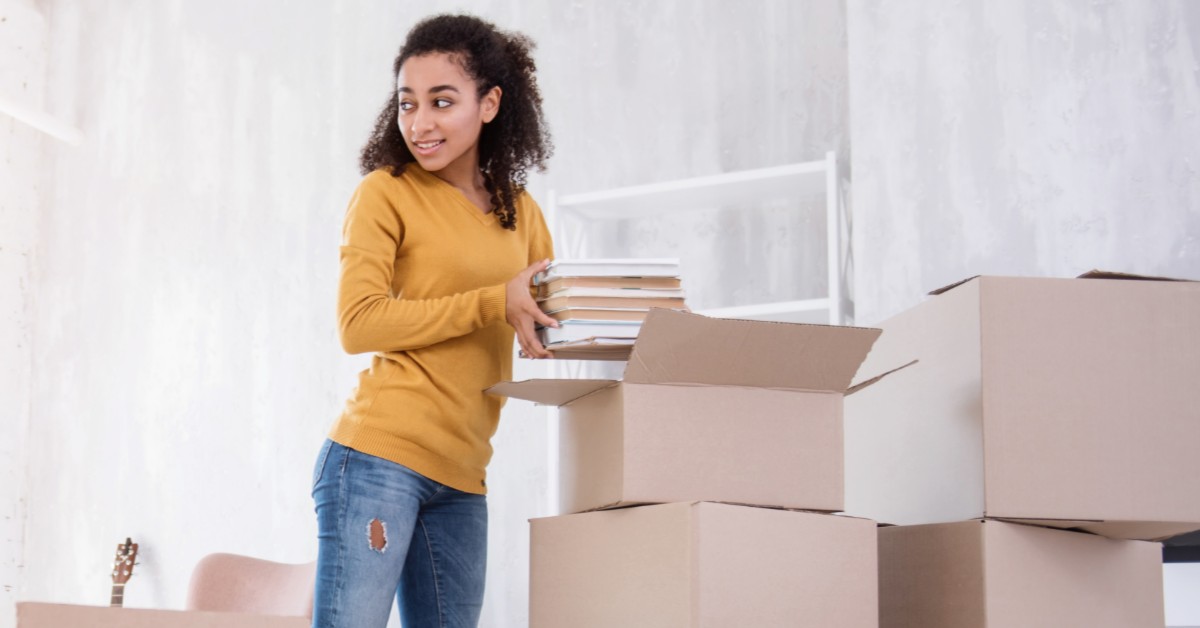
[368,518,387,553]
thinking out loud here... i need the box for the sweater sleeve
[521,195,556,300]
[524,195,556,265]
[337,172,507,355]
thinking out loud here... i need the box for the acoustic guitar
[110,538,138,607]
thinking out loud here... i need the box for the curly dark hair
[359,14,552,231]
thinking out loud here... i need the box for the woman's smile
[411,139,444,155]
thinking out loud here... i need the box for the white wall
[10,2,844,627]
[1165,563,1200,627]
[848,0,1200,325]
[0,0,46,620]
[567,1,849,315]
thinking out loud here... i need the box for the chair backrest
[185,553,316,619]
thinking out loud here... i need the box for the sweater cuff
[480,284,507,326]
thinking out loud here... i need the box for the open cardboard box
[489,309,895,515]
[530,502,878,628]
[845,273,1200,541]
[15,602,308,627]
[878,519,1164,628]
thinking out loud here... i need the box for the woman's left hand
[506,259,558,359]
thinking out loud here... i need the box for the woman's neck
[430,159,486,197]
[428,162,491,213]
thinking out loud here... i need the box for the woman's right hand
[506,259,559,359]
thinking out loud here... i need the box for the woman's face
[396,52,500,179]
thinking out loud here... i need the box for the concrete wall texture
[2,1,1198,627]
[0,0,45,621]
[849,0,1200,324]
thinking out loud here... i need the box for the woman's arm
[336,173,507,355]
[509,196,559,358]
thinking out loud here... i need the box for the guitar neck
[110,538,137,608]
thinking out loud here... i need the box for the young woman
[311,14,558,628]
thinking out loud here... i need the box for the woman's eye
[399,101,415,112]
[434,98,452,108]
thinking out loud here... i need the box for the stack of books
[533,258,687,357]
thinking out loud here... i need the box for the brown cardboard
[621,309,879,391]
[1076,269,1191,282]
[16,602,309,627]
[878,520,1165,628]
[490,309,882,514]
[530,502,878,628]
[845,275,1200,540]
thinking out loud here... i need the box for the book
[538,294,687,311]
[536,275,682,298]
[538,320,641,345]
[545,307,655,323]
[537,287,685,300]
[536,258,680,281]
[539,338,636,361]
[522,337,635,361]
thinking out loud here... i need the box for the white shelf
[697,298,831,325]
[555,161,829,221]
[547,151,846,327]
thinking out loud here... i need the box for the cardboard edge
[702,500,845,517]
[627,308,883,392]
[526,500,684,523]
[991,516,1104,526]
[993,517,1200,542]
[578,500,656,514]
[637,307,884,334]
[928,275,981,295]
[541,502,860,527]
[1076,269,1196,282]
[846,359,919,396]
[484,378,618,406]
[543,499,850,519]
[933,271,1196,299]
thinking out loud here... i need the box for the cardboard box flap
[624,309,881,392]
[928,275,981,295]
[1077,269,1195,282]
[932,271,1196,297]
[846,359,919,395]
[994,517,1200,542]
[486,379,616,406]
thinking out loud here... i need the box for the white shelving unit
[546,150,846,325]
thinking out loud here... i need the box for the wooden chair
[185,553,316,619]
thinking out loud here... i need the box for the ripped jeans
[311,439,487,628]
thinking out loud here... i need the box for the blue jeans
[311,439,487,628]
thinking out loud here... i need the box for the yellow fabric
[329,165,554,494]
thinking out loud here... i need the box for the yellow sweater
[330,165,553,494]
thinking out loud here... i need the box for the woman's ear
[481,86,502,124]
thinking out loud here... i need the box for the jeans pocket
[311,439,334,490]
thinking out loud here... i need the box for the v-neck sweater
[330,165,554,494]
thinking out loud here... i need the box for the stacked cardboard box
[877,519,1164,627]
[845,273,1200,627]
[491,309,889,627]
